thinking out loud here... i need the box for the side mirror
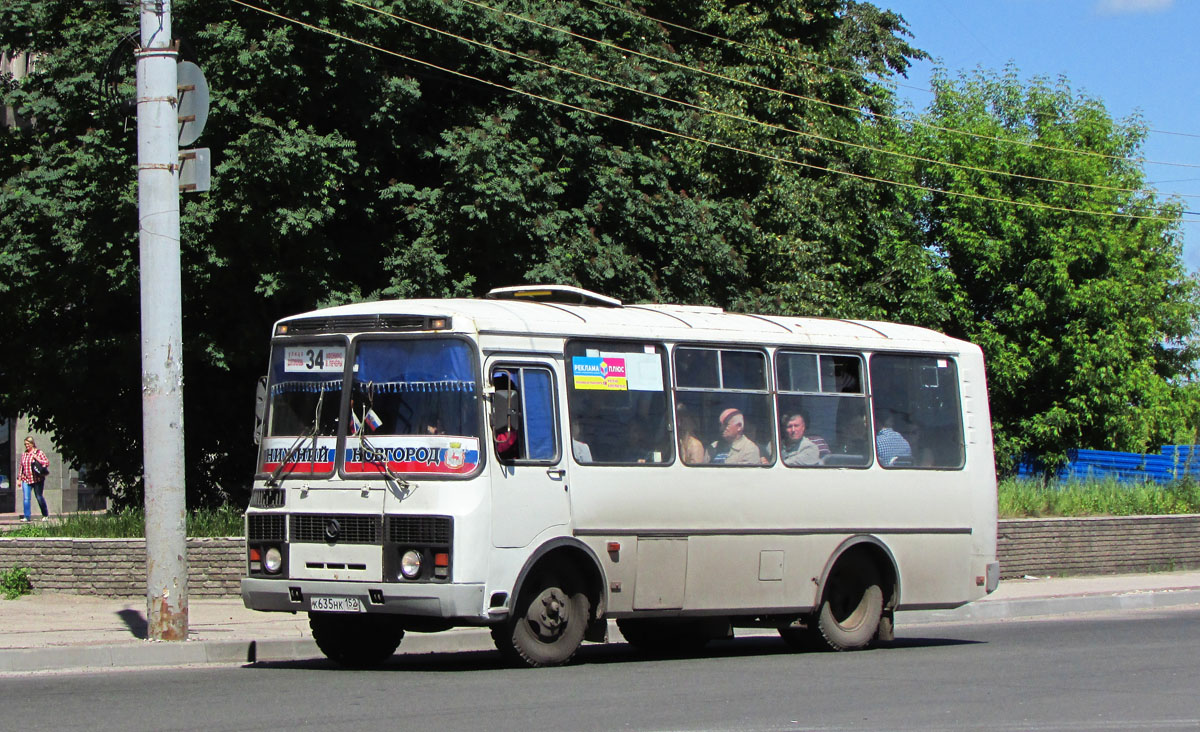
[253,376,267,445]
[491,388,521,455]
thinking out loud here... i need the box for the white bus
[242,285,999,667]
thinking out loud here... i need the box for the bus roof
[278,286,972,353]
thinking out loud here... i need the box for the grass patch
[2,505,244,538]
[999,477,1200,518]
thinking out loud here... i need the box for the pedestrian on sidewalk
[19,436,50,522]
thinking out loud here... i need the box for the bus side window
[564,340,673,465]
[675,346,773,467]
[490,366,559,463]
[775,351,870,468]
[868,354,965,469]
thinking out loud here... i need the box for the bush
[1,566,32,600]
[2,506,244,538]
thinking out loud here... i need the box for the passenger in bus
[808,434,831,459]
[875,409,913,465]
[676,407,709,465]
[711,408,761,465]
[780,412,821,466]
[625,421,668,463]
[570,418,593,463]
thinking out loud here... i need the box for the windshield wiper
[265,388,326,487]
[352,395,411,490]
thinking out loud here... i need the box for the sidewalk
[2,570,1199,674]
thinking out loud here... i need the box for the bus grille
[248,488,286,509]
[247,514,285,541]
[387,515,452,545]
[291,514,381,544]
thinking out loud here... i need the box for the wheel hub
[530,587,570,639]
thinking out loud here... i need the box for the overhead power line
[558,0,1200,172]
[344,0,1197,209]
[228,0,1196,226]
[580,0,932,95]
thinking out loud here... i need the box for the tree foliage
[888,66,1200,469]
[0,0,925,503]
[1,2,1196,500]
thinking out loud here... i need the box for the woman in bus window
[676,407,709,465]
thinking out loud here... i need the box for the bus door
[487,359,570,548]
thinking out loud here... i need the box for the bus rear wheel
[493,571,589,667]
[800,557,884,652]
[309,613,404,668]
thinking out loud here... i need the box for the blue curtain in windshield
[355,339,475,392]
[524,369,555,460]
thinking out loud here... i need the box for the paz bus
[242,285,999,667]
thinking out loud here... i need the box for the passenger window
[776,352,870,468]
[869,354,964,469]
[675,347,773,466]
[490,366,558,463]
[565,341,673,465]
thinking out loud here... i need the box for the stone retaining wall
[2,515,1199,597]
[996,514,1200,578]
[0,537,242,597]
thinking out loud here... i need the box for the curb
[5,590,1200,674]
[897,588,1200,625]
[0,628,499,674]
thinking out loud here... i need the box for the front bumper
[242,577,486,620]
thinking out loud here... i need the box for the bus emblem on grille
[324,518,341,542]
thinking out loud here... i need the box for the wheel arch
[816,535,901,611]
[511,536,608,628]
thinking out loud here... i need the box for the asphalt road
[8,605,1200,732]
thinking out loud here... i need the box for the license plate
[310,596,363,613]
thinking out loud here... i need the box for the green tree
[890,66,1200,470]
[1,0,925,504]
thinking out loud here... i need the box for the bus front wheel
[309,612,404,668]
[493,570,589,667]
[798,557,884,652]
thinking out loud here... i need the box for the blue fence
[1016,445,1200,483]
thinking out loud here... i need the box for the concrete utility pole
[136,0,188,641]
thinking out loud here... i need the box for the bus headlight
[264,546,283,574]
[400,550,422,579]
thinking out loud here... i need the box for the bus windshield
[260,340,347,477]
[345,338,481,476]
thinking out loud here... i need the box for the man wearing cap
[711,408,762,465]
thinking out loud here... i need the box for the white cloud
[1097,0,1174,14]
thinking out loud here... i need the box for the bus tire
[309,613,404,668]
[494,570,589,667]
[809,557,884,652]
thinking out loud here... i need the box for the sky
[878,0,1200,271]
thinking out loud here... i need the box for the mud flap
[585,616,608,643]
[875,609,895,643]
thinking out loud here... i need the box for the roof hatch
[486,284,623,308]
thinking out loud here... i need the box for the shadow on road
[244,633,982,673]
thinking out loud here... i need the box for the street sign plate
[178,147,210,193]
[177,61,209,146]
